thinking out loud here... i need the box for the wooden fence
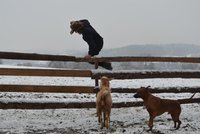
[0,51,200,109]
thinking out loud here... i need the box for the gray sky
[0,0,200,54]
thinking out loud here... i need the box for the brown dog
[96,76,112,129]
[134,86,181,131]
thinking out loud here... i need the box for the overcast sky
[0,0,200,54]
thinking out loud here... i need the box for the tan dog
[134,86,181,131]
[96,76,112,129]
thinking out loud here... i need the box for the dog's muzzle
[134,94,141,98]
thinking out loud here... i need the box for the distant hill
[99,44,200,57]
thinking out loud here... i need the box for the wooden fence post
[95,61,99,86]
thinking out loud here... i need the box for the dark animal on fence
[96,76,112,129]
[134,86,181,131]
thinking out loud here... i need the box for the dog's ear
[109,77,114,81]
[146,86,151,90]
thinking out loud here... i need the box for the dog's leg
[176,109,182,129]
[98,110,104,129]
[147,114,156,131]
[103,112,106,127]
[98,114,100,123]
[97,108,101,123]
[105,112,110,129]
[171,112,177,128]
[175,117,181,129]
[177,120,181,129]
[108,113,110,128]
[100,112,104,129]
[171,111,181,129]
[174,120,177,128]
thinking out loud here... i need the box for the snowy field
[0,67,200,133]
[0,104,199,134]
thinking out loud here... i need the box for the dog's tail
[178,93,197,105]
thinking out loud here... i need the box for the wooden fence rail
[0,85,96,93]
[1,51,200,63]
[0,85,199,94]
[92,71,200,79]
[76,56,200,63]
[1,68,200,79]
[0,51,75,61]
[111,87,200,94]
[0,98,199,109]
[0,68,91,77]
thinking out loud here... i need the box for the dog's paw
[147,129,152,132]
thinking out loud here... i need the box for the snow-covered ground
[0,66,200,133]
[0,104,199,134]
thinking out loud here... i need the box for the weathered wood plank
[92,71,200,79]
[0,85,96,93]
[0,101,142,109]
[76,57,200,63]
[0,68,91,77]
[1,51,200,63]
[0,98,199,109]
[0,85,199,93]
[0,51,75,61]
[111,87,200,93]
